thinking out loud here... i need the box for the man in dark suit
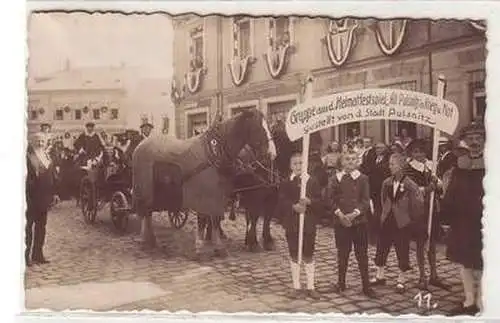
[437,137,456,179]
[360,137,377,176]
[367,142,391,244]
[370,152,424,293]
[26,132,60,266]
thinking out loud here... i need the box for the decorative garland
[264,44,292,79]
[185,68,204,94]
[324,19,359,67]
[470,20,486,32]
[64,106,71,113]
[374,19,408,56]
[171,78,184,105]
[228,56,252,86]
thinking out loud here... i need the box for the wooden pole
[427,74,446,244]
[297,75,313,265]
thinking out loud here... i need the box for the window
[471,83,486,122]
[55,109,64,121]
[189,25,204,70]
[268,17,291,49]
[93,109,101,120]
[187,112,208,138]
[233,17,252,59]
[231,105,254,117]
[162,116,170,134]
[267,100,296,127]
[111,108,119,120]
[29,109,38,120]
[74,109,82,120]
[380,81,418,141]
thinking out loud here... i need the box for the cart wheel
[168,210,188,229]
[80,178,97,224]
[110,191,129,232]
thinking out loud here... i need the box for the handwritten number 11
[414,292,438,309]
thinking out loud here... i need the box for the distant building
[27,65,175,139]
[172,15,486,147]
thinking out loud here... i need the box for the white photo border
[6,1,500,322]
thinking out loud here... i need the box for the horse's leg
[218,215,227,240]
[195,214,207,256]
[244,210,250,246]
[139,208,156,249]
[263,199,276,251]
[211,215,228,258]
[247,206,260,252]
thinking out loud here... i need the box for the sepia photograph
[23,5,488,318]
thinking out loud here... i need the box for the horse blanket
[132,134,231,217]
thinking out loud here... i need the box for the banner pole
[427,74,446,245]
[297,74,313,266]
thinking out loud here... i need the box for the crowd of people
[280,121,485,316]
[25,116,485,316]
[25,120,155,267]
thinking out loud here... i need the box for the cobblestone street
[25,200,464,315]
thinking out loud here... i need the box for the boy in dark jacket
[327,150,375,298]
[278,151,322,300]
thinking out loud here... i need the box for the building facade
[27,66,175,138]
[172,16,486,148]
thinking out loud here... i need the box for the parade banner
[285,88,459,141]
[289,75,459,265]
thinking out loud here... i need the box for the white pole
[297,74,313,265]
[427,74,446,244]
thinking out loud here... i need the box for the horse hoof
[141,240,157,250]
[214,248,228,258]
[263,241,275,251]
[247,243,261,253]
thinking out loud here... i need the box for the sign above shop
[285,88,459,141]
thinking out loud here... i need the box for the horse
[206,121,327,252]
[131,108,277,257]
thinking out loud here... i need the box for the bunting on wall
[263,18,294,79]
[229,18,255,86]
[323,19,359,67]
[470,20,486,32]
[171,77,185,105]
[184,24,206,94]
[374,19,408,56]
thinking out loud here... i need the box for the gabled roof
[28,66,140,92]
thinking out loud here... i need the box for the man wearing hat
[405,138,448,291]
[26,132,60,266]
[437,137,456,179]
[74,122,104,166]
[140,122,154,141]
[442,121,485,316]
[39,122,53,151]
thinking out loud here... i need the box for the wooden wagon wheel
[80,176,97,224]
[168,210,189,229]
[110,191,129,233]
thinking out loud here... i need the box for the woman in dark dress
[442,121,485,316]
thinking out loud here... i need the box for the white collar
[290,173,310,182]
[408,159,433,172]
[85,130,95,137]
[336,169,361,181]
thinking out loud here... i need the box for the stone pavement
[25,200,464,315]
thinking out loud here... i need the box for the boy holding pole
[279,150,322,300]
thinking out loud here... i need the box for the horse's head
[232,108,277,161]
